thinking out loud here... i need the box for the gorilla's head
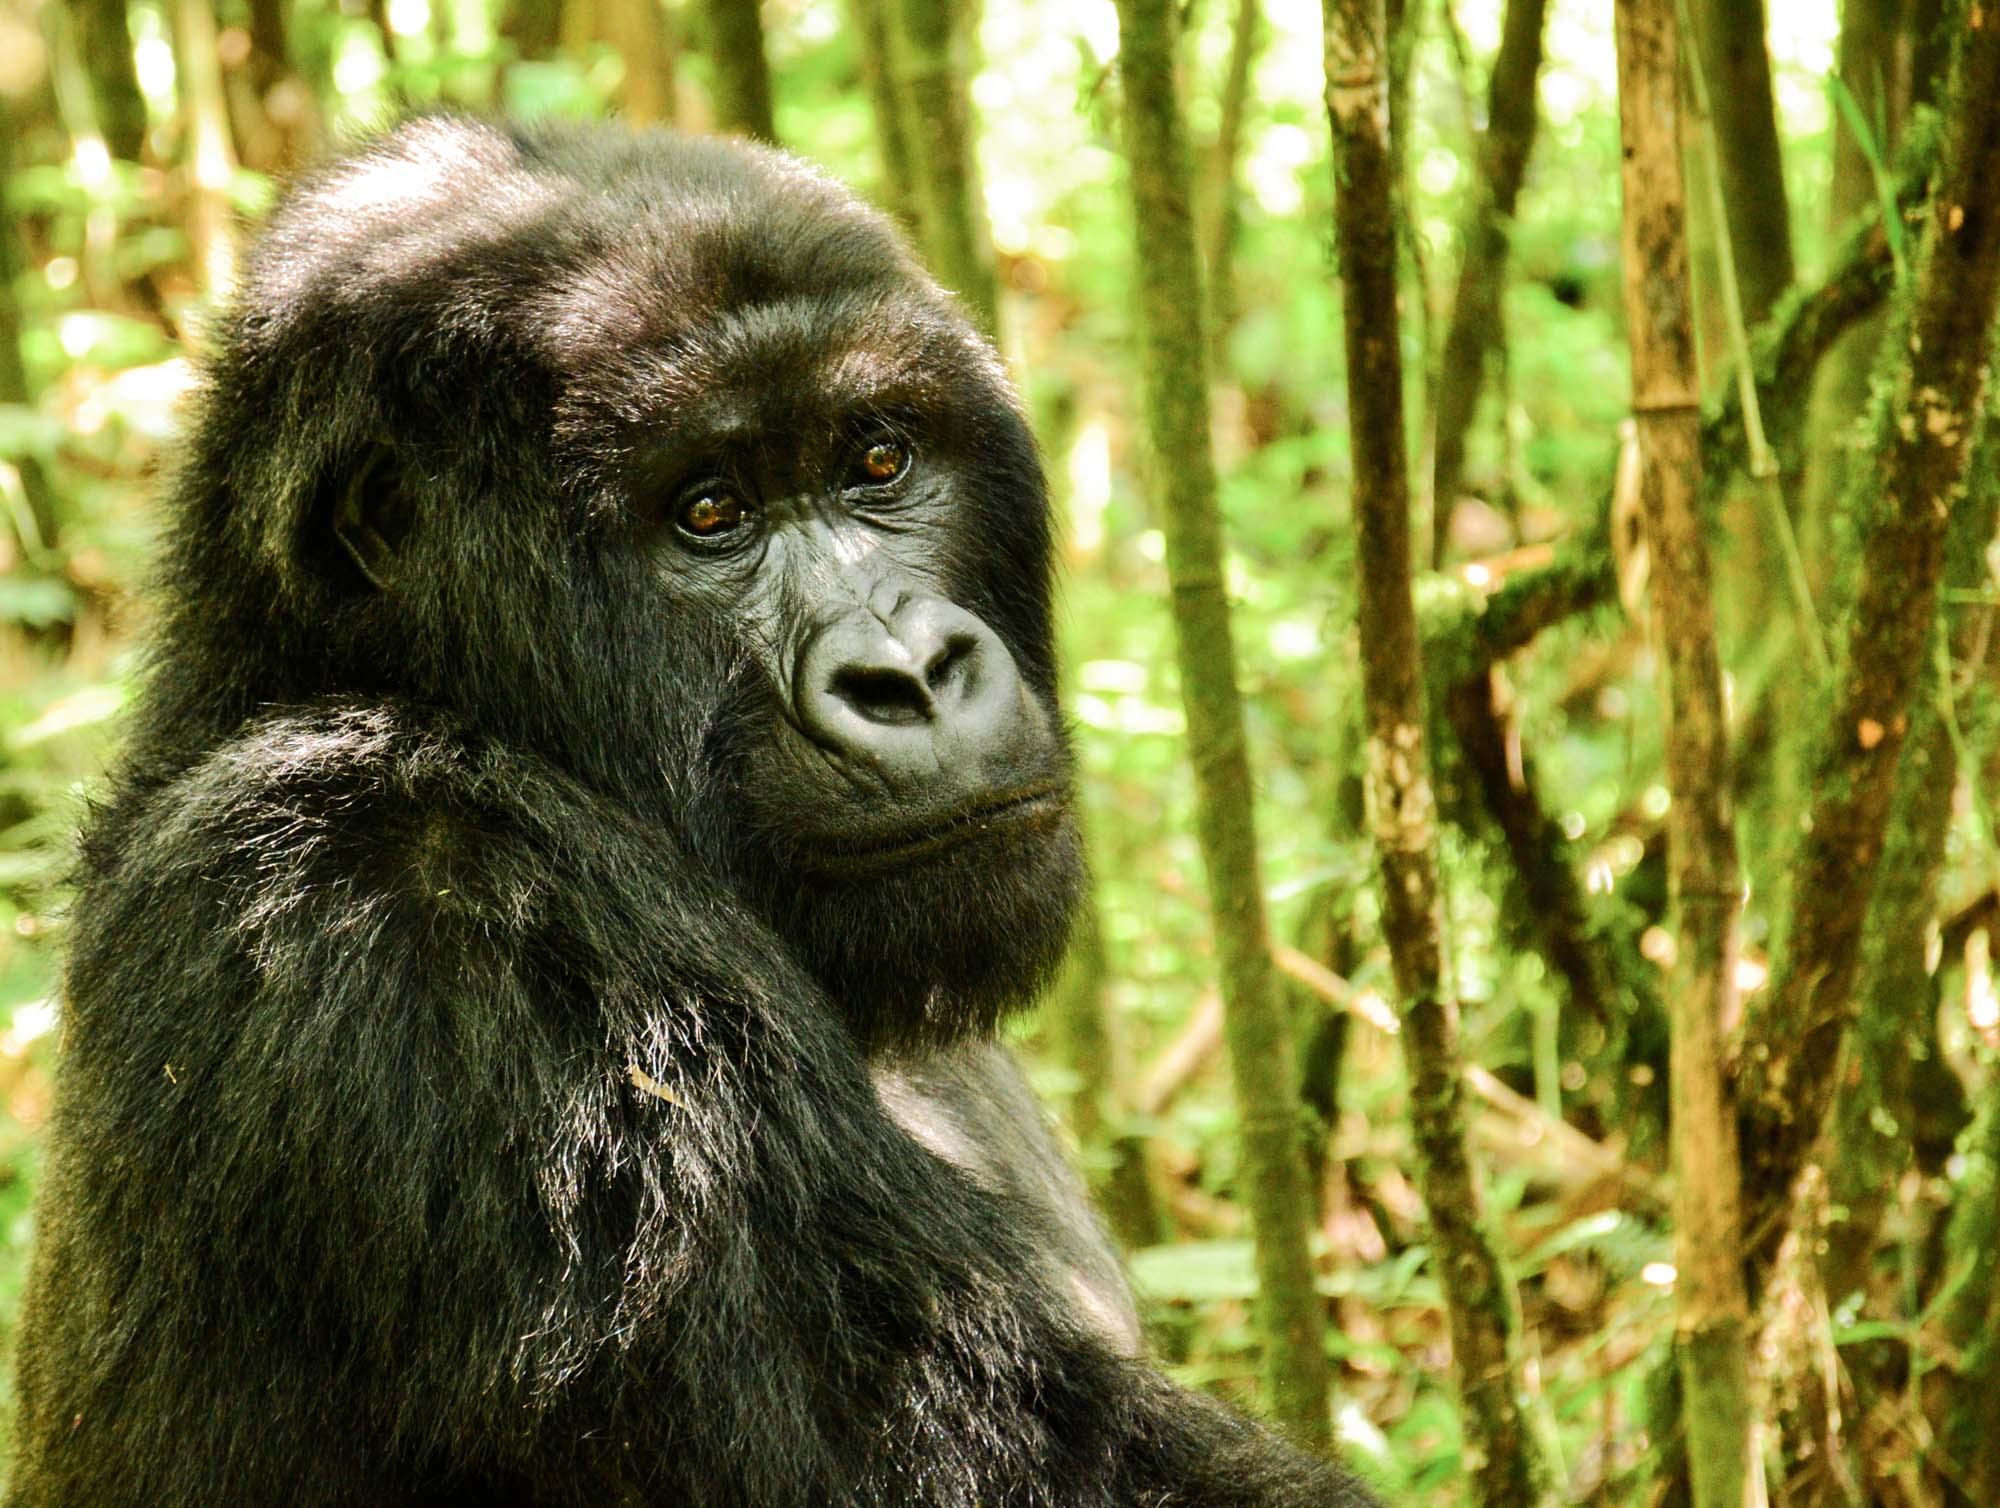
[153,118,1082,1049]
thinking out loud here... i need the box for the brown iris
[678,490,746,538]
[858,441,907,483]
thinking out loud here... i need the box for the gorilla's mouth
[794,782,1069,877]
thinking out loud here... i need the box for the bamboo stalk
[848,0,922,231]
[894,0,998,337]
[1204,0,1261,363]
[1323,0,1556,1502]
[701,0,776,142]
[173,0,239,299]
[1611,3,1752,1503]
[1428,0,1549,566]
[1111,0,1334,1449]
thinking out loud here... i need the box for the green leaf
[1828,72,1909,281]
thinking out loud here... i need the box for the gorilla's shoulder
[75,700,790,1013]
[84,701,573,916]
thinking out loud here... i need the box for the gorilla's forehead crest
[242,115,966,390]
[305,116,556,236]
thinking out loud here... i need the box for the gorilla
[8,118,1379,1507]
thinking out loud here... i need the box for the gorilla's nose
[797,594,1031,782]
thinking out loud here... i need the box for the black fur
[7,119,1381,1507]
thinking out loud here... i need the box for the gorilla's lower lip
[794,783,1068,876]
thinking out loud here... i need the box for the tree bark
[71,0,146,161]
[894,0,997,337]
[1612,5,1752,1505]
[1323,2,1554,1503]
[1909,0,1952,110]
[701,0,776,142]
[0,86,58,555]
[1205,0,1261,365]
[1687,0,1793,327]
[1428,0,1549,566]
[228,0,316,173]
[1701,190,1911,500]
[173,0,240,297]
[608,0,677,126]
[1822,408,1996,1308]
[1111,0,1334,1450]
[1830,0,1903,232]
[849,0,922,231]
[1737,11,2000,1285]
[1800,0,1916,601]
[1445,671,1618,1029]
[502,0,564,63]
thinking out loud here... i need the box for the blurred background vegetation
[2,0,1997,1502]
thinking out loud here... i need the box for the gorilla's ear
[333,442,416,592]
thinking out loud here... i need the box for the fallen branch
[1134,991,1226,1117]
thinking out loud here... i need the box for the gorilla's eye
[853,440,909,486]
[676,488,749,541]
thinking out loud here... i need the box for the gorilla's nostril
[831,665,932,726]
[924,634,981,697]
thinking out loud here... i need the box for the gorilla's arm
[872,1041,1146,1357]
[14,707,1377,1508]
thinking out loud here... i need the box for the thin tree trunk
[849,0,922,231]
[248,0,291,93]
[608,0,677,125]
[1909,0,1952,108]
[1825,793,1953,1228]
[1813,412,1994,1506]
[1428,0,1548,567]
[1445,671,1619,1029]
[1323,2,1554,1503]
[1205,0,1260,366]
[1823,414,1999,1302]
[559,0,599,58]
[894,0,998,337]
[1687,0,1792,327]
[1799,0,1900,587]
[40,0,121,307]
[366,0,403,64]
[173,0,239,298]
[1389,0,1439,469]
[1738,12,2000,1284]
[503,0,564,62]
[1111,0,1333,1449]
[1803,0,1941,588]
[231,0,315,173]
[701,0,776,142]
[71,0,146,161]
[1612,5,1752,1505]
[0,87,58,557]
[1830,0,1902,233]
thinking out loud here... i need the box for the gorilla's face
[614,300,1085,1049]
[303,126,1082,1050]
